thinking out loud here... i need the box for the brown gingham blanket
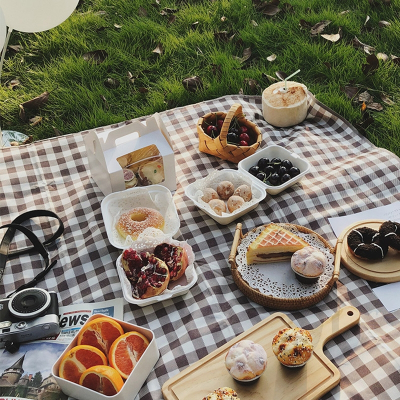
[1,95,400,399]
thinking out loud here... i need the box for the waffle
[246,223,308,264]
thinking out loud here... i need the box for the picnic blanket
[1,94,400,399]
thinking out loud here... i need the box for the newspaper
[0,298,124,400]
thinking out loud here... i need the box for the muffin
[272,327,313,367]
[225,339,267,381]
[202,387,240,400]
[291,246,327,283]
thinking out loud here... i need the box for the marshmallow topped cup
[262,81,308,127]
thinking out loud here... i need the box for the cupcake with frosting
[225,339,267,381]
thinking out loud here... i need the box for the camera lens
[9,288,51,319]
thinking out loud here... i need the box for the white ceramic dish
[52,314,159,400]
[101,185,180,249]
[238,145,311,195]
[184,169,267,225]
[116,235,198,307]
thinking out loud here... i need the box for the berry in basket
[197,103,261,164]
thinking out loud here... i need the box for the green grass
[1,0,399,156]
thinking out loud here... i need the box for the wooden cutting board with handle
[162,306,360,400]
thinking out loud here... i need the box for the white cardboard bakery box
[84,114,176,196]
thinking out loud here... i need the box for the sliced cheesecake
[246,223,308,264]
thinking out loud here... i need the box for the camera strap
[0,210,64,297]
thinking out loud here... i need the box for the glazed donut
[116,207,164,239]
[347,227,388,260]
[379,221,400,251]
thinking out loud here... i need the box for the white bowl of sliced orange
[52,314,159,400]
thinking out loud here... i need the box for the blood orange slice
[59,345,108,384]
[109,331,150,379]
[77,317,124,355]
[79,365,124,396]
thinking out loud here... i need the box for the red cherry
[206,125,218,137]
[217,119,224,130]
[239,133,250,142]
[239,140,249,146]
[240,126,248,134]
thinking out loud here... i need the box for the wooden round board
[336,219,400,283]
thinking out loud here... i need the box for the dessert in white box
[262,81,308,127]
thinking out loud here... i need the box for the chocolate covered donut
[347,227,388,260]
[379,221,400,251]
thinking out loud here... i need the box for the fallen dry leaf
[182,76,203,92]
[251,20,258,26]
[7,79,21,90]
[267,54,277,62]
[19,105,27,122]
[221,16,226,22]
[214,31,235,42]
[127,71,135,84]
[53,127,63,136]
[104,78,120,89]
[355,111,374,136]
[275,71,288,80]
[152,43,163,55]
[321,27,342,42]
[324,62,331,69]
[359,90,373,104]
[138,87,149,93]
[168,15,176,24]
[299,19,313,29]
[21,91,50,109]
[351,37,376,54]
[361,102,367,112]
[29,116,43,126]
[391,55,400,65]
[114,24,122,29]
[310,20,331,35]
[83,50,108,64]
[366,103,383,111]
[8,44,22,53]
[362,54,379,75]
[339,10,350,15]
[192,21,199,30]
[100,94,109,109]
[262,73,277,83]
[341,85,359,100]
[138,6,147,17]
[378,20,391,28]
[244,78,260,94]
[380,93,395,105]
[377,53,389,61]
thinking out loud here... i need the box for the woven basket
[228,223,340,310]
[197,103,262,164]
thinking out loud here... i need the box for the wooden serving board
[336,219,400,283]
[162,306,360,400]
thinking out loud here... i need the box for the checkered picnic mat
[1,94,400,400]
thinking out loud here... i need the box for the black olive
[281,159,293,170]
[249,165,259,176]
[257,157,270,170]
[269,173,280,186]
[289,166,300,178]
[256,171,267,182]
[281,173,292,183]
[277,166,288,177]
[264,165,275,175]
[270,157,281,164]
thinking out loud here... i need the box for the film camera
[0,288,60,348]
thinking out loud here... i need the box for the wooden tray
[336,219,400,283]
[228,223,340,310]
[162,306,360,400]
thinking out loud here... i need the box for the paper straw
[284,69,301,90]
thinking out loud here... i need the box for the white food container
[238,145,310,195]
[117,235,198,307]
[101,184,180,249]
[184,169,267,225]
[52,314,159,400]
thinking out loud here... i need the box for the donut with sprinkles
[347,227,388,260]
[379,221,400,251]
